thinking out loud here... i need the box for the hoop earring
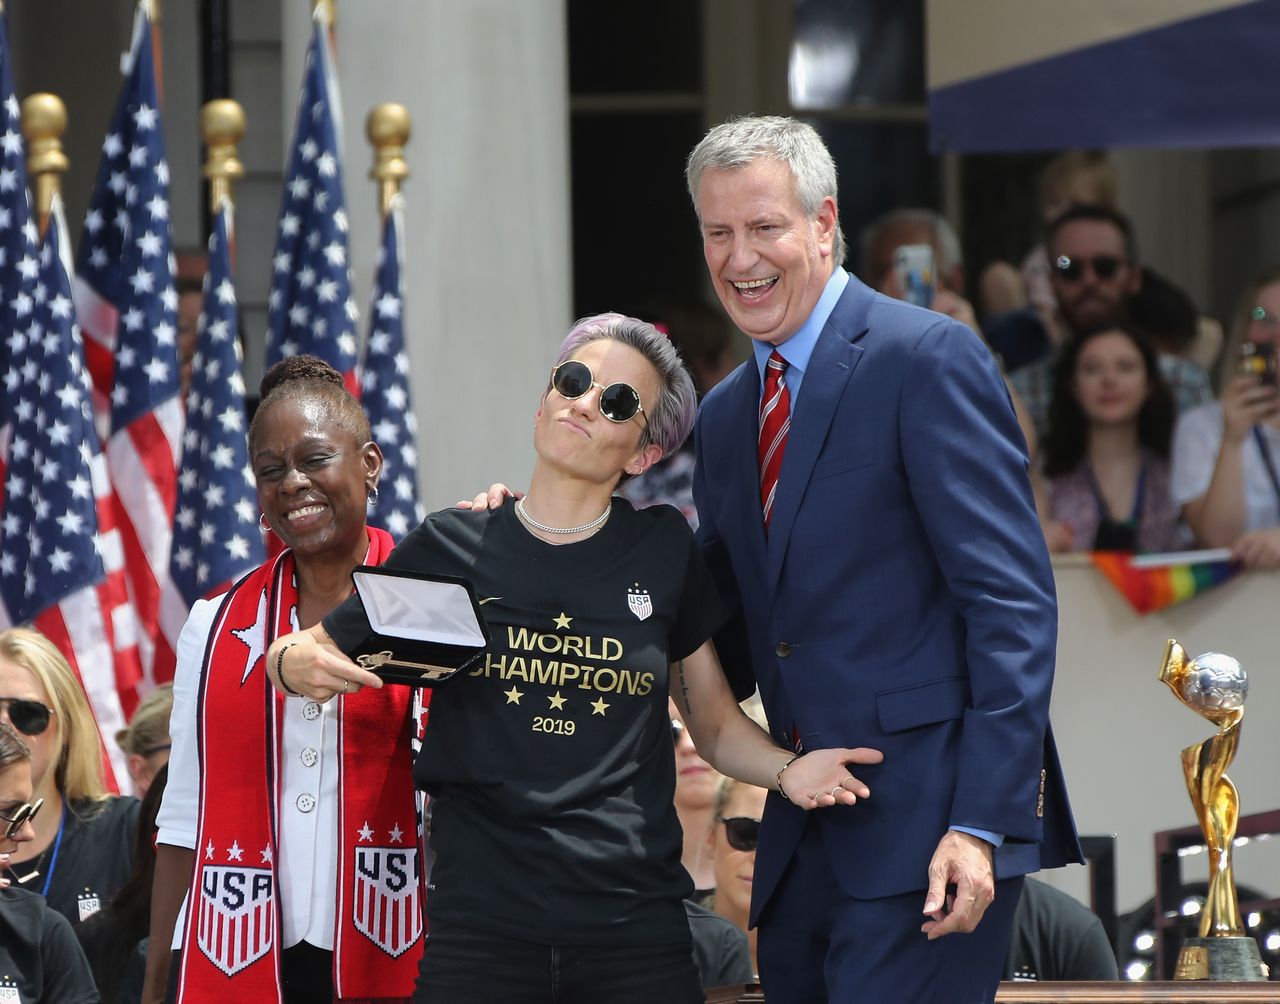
[367,484,380,508]
[260,513,271,532]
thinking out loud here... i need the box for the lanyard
[39,803,67,899]
[1252,426,1280,510]
[1087,460,1146,525]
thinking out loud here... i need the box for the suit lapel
[710,360,768,561]
[766,280,873,593]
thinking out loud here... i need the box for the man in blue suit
[687,116,1082,1003]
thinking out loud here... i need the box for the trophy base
[1174,936,1269,981]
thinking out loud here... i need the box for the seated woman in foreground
[270,313,881,1004]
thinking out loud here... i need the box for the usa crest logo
[196,864,275,976]
[627,583,652,621]
[354,845,423,957]
[77,889,102,921]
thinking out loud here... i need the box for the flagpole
[143,0,164,104]
[201,99,244,213]
[367,102,410,222]
[313,0,335,51]
[21,93,68,240]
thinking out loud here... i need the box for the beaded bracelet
[275,642,301,697]
[775,754,801,800]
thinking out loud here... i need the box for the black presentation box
[345,565,490,687]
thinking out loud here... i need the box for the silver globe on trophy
[1158,639,1267,981]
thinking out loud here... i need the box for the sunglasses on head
[551,360,646,425]
[720,815,761,853]
[0,697,54,737]
[0,797,43,840]
[1052,254,1124,282]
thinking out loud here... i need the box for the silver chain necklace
[515,497,611,535]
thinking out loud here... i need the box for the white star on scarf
[232,591,269,684]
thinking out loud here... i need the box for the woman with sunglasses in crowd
[706,777,769,975]
[1172,266,1280,568]
[0,720,100,1002]
[1041,322,1181,553]
[270,313,881,1003]
[0,628,140,930]
[145,356,423,1004]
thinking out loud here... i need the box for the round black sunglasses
[551,360,645,425]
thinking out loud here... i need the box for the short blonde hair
[116,683,173,757]
[0,628,108,804]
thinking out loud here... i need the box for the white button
[300,747,319,768]
[296,793,316,813]
[302,701,321,721]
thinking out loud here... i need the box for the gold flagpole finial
[367,102,410,221]
[22,93,69,239]
[313,0,335,27]
[200,99,246,213]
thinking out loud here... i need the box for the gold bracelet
[275,642,301,696]
[775,754,801,800]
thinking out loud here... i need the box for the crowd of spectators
[859,151,1280,569]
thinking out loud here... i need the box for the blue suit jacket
[693,274,1082,925]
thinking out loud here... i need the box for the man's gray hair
[858,208,963,278]
[686,115,846,266]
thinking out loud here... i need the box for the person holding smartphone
[1172,266,1280,567]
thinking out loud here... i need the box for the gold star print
[504,687,524,705]
[591,697,609,716]
[553,612,572,630]
[548,691,567,710]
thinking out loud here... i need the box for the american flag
[73,7,184,690]
[170,201,262,604]
[0,199,131,788]
[0,7,35,501]
[265,10,359,394]
[362,200,424,541]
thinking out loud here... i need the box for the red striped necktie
[758,350,791,530]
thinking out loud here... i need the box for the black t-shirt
[1004,878,1119,982]
[0,887,100,1003]
[685,900,753,990]
[326,499,727,947]
[37,797,140,928]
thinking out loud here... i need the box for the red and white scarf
[177,527,426,1002]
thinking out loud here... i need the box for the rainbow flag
[1090,549,1240,615]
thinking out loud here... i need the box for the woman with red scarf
[145,356,422,1003]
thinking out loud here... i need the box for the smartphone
[893,244,935,309]
[1238,340,1277,385]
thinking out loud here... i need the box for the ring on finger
[342,679,349,695]
[831,785,843,798]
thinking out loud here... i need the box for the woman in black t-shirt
[269,314,882,1004]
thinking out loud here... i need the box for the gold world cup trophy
[1158,639,1267,981]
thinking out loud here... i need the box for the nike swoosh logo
[477,596,502,605]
